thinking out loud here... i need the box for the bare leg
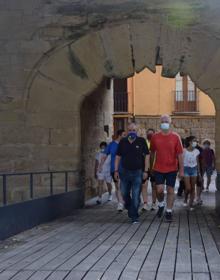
[152,182,157,204]
[189,177,196,207]
[141,180,148,204]
[156,185,164,203]
[206,175,211,190]
[97,180,104,199]
[184,177,191,204]
[166,186,175,210]
[115,181,124,203]
[106,182,112,195]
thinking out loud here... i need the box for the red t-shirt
[151,131,183,173]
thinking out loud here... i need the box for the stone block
[27,111,80,129]
[38,46,97,98]
[130,21,160,73]
[27,73,83,112]
[70,32,106,85]
[98,24,134,78]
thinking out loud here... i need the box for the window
[113,79,128,113]
[174,74,198,113]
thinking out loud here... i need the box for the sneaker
[132,219,139,225]
[108,194,113,201]
[165,211,173,222]
[183,202,188,207]
[151,203,157,211]
[96,198,101,205]
[117,202,124,212]
[157,206,164,218]
[189,207,195,211]
[142,203,150,211]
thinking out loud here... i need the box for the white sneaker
[142,203,151,211]
[151,203,157,211]
[108,194,113,201]
[117,202,124,212]
[183,202,187,207]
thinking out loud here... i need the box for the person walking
[141,128,157,211]
[114,123,150,224]
[201,140,216,192]
[95,142,112,204]
[100,129,126,212]
[183,136,201,210]
[150,115,184,222]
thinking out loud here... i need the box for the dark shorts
[204,166,213,177]
[142,171,155,184]
[154,171,177,188]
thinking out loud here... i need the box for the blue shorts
[154,171,177,188]
[184,166,198,177]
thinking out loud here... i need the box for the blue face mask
[128,132,137,140]
[161,123,170,131]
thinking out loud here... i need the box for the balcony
[114,91,128,113]
[173,90,199,114]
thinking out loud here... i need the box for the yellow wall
[129,66,215,116]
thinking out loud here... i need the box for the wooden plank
[193,273,210,280]
[3,211,118,271]
[10,270,34,280]
[71,222,130,273]
[101,213,159,279]
[175,211,191,273]
[175,272,192,280]
[157,212,179,276]
[27,271,52,280]
[77,213,154,279]
[46,271,69,280]
[196,211,220,273]
[88,214,154,274]
[139,221,170,273]
[57,215,125,270]
[189,211,209,273]
[0,270,18,280]
[211,272,220,280]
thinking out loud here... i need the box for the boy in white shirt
[94,142,112,204]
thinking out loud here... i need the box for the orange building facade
[113,67,216,143]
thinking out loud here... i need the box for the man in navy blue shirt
[115,123,149,223]
[99,129,126,211]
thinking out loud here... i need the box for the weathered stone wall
[81,80,113,199]
[136,116,216,147]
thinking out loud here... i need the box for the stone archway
[1,1,220,206]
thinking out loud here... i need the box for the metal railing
[114,91,128,113]
[0,170,78,206]
[173,90,198,113]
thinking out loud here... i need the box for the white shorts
[97,172,112,183]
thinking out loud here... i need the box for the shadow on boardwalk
[0,183,220,280]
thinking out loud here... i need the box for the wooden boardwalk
[0,184,220,279]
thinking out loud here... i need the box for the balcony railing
[173,90,198,113]
[114,91,128,113]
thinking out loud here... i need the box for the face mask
[204,144,210,149]
[147,133,153,141]
[128,132,137,140]
[161,123,170,131]
[100,148,105,152]
[192,142,197,148]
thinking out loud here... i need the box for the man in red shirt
[151,115,184,222]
